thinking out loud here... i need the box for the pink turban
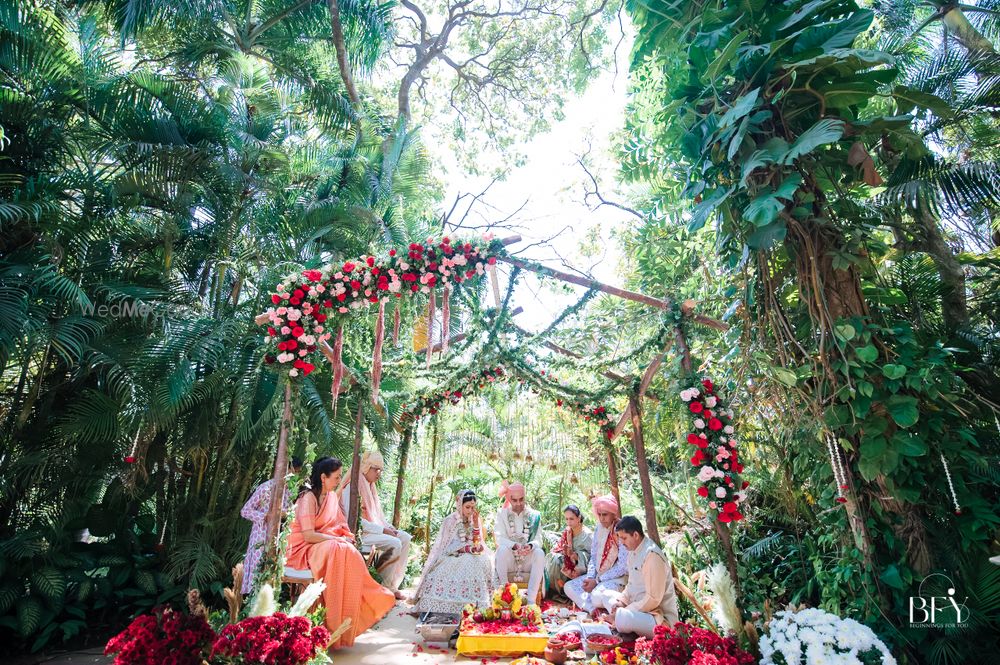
[498,480,525,509]
[591,494,619,517]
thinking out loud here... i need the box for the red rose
[467,270,476,278]
[501,588,514,604]
[735,463,744,472]
[336,293,347,302]
[286,340,297,350]
[366,256,375,267]
[488,256,497,265]
[697,437,708,449]
[442,236,450,244]
[697,486,708,498]
[717,512,732,523]
[723,501,738,513]
[271,294,281,304]
[125,456,136,464]
[291,326,304,338]
[267,327,276,336]
[293,289,304,299]
[686,433,701,445]
[323,299,333,308]
[314,313,326,323]
[702,378,714,392]
[428,262,438,271]
[708,417,723,431]
[402,272,416,282]
[350,280,361,290]
[277,341,287,351]
[689,402,704,413]
[742,480,750,489]
[835,497,847,504]
[343,262,355,273]
[389,249,396,256]
[294,359,305,369]
[289,297,300,305]
[731,511,744,521]
[303,269,322,282]
[411,284,419,292]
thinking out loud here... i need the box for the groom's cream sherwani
[493,506,545,601]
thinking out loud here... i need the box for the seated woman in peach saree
[286,456,395,649]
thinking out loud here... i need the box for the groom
[493,481,545,603]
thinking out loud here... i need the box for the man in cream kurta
[493,481,545,602]
[603,515,679,637]
[340,451,411,599]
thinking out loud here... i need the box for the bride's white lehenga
[414,491,494,614]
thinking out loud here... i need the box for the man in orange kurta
[286,460,395,649]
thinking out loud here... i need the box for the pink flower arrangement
[212,613,330,665]
[681,379,747,523]
[259,235,504,373]
[104,607,215,665]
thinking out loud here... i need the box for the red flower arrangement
[104,607,215,665]
[558,400,615,440]
[638,622,754,665]
[259,235,505,373]
[681,379,747,523]
[212,612,330,665]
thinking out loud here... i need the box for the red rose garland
[682,379,748,523]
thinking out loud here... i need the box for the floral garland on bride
[682,378,748,523]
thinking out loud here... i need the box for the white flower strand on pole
[825,433,847,504]
[940,453,962,515]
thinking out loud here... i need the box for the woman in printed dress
[413,489,494,614]
[544,504,592,599]
[239,457,303,595]
[285,456,395,648]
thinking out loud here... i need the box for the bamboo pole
[347,399,364,531]
[629,394,661,546]
[392,427,413,528]
[264,381,293,555]
[425,417,439,555]
[499,255,727,331]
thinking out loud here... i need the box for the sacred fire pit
[455,583,548,657]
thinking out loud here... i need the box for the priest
[493,480,545,603]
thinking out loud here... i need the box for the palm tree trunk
[941,6,997,54]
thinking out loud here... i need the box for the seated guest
[602,516,679,637]
[286,457,395,649]
[493,480,545,603]
[339,451,411,599]
[545,504,592,599]
[413,489,493,614]
[240,456,303,595]
[565,494,628,613]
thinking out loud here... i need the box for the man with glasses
[340,451,411,599]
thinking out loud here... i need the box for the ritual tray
[415,611,459,646]
[455,629,549,657]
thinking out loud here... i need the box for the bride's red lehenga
[286,490,395,648]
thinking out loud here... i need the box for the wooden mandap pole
[391,427,412,528]
[629,394,661,546]
[347,398,365,531]
[264,381,294,556]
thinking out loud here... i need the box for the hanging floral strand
[371,300,385,404]
[331,326,344,415]
[441,284,451,356]
[940,453,962,515]
[826,433,848,504]
[426,290,436,369]
[392,302,401,346]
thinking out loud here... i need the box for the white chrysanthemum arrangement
[760,608,897,665]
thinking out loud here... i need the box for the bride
[413,489,493,614]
